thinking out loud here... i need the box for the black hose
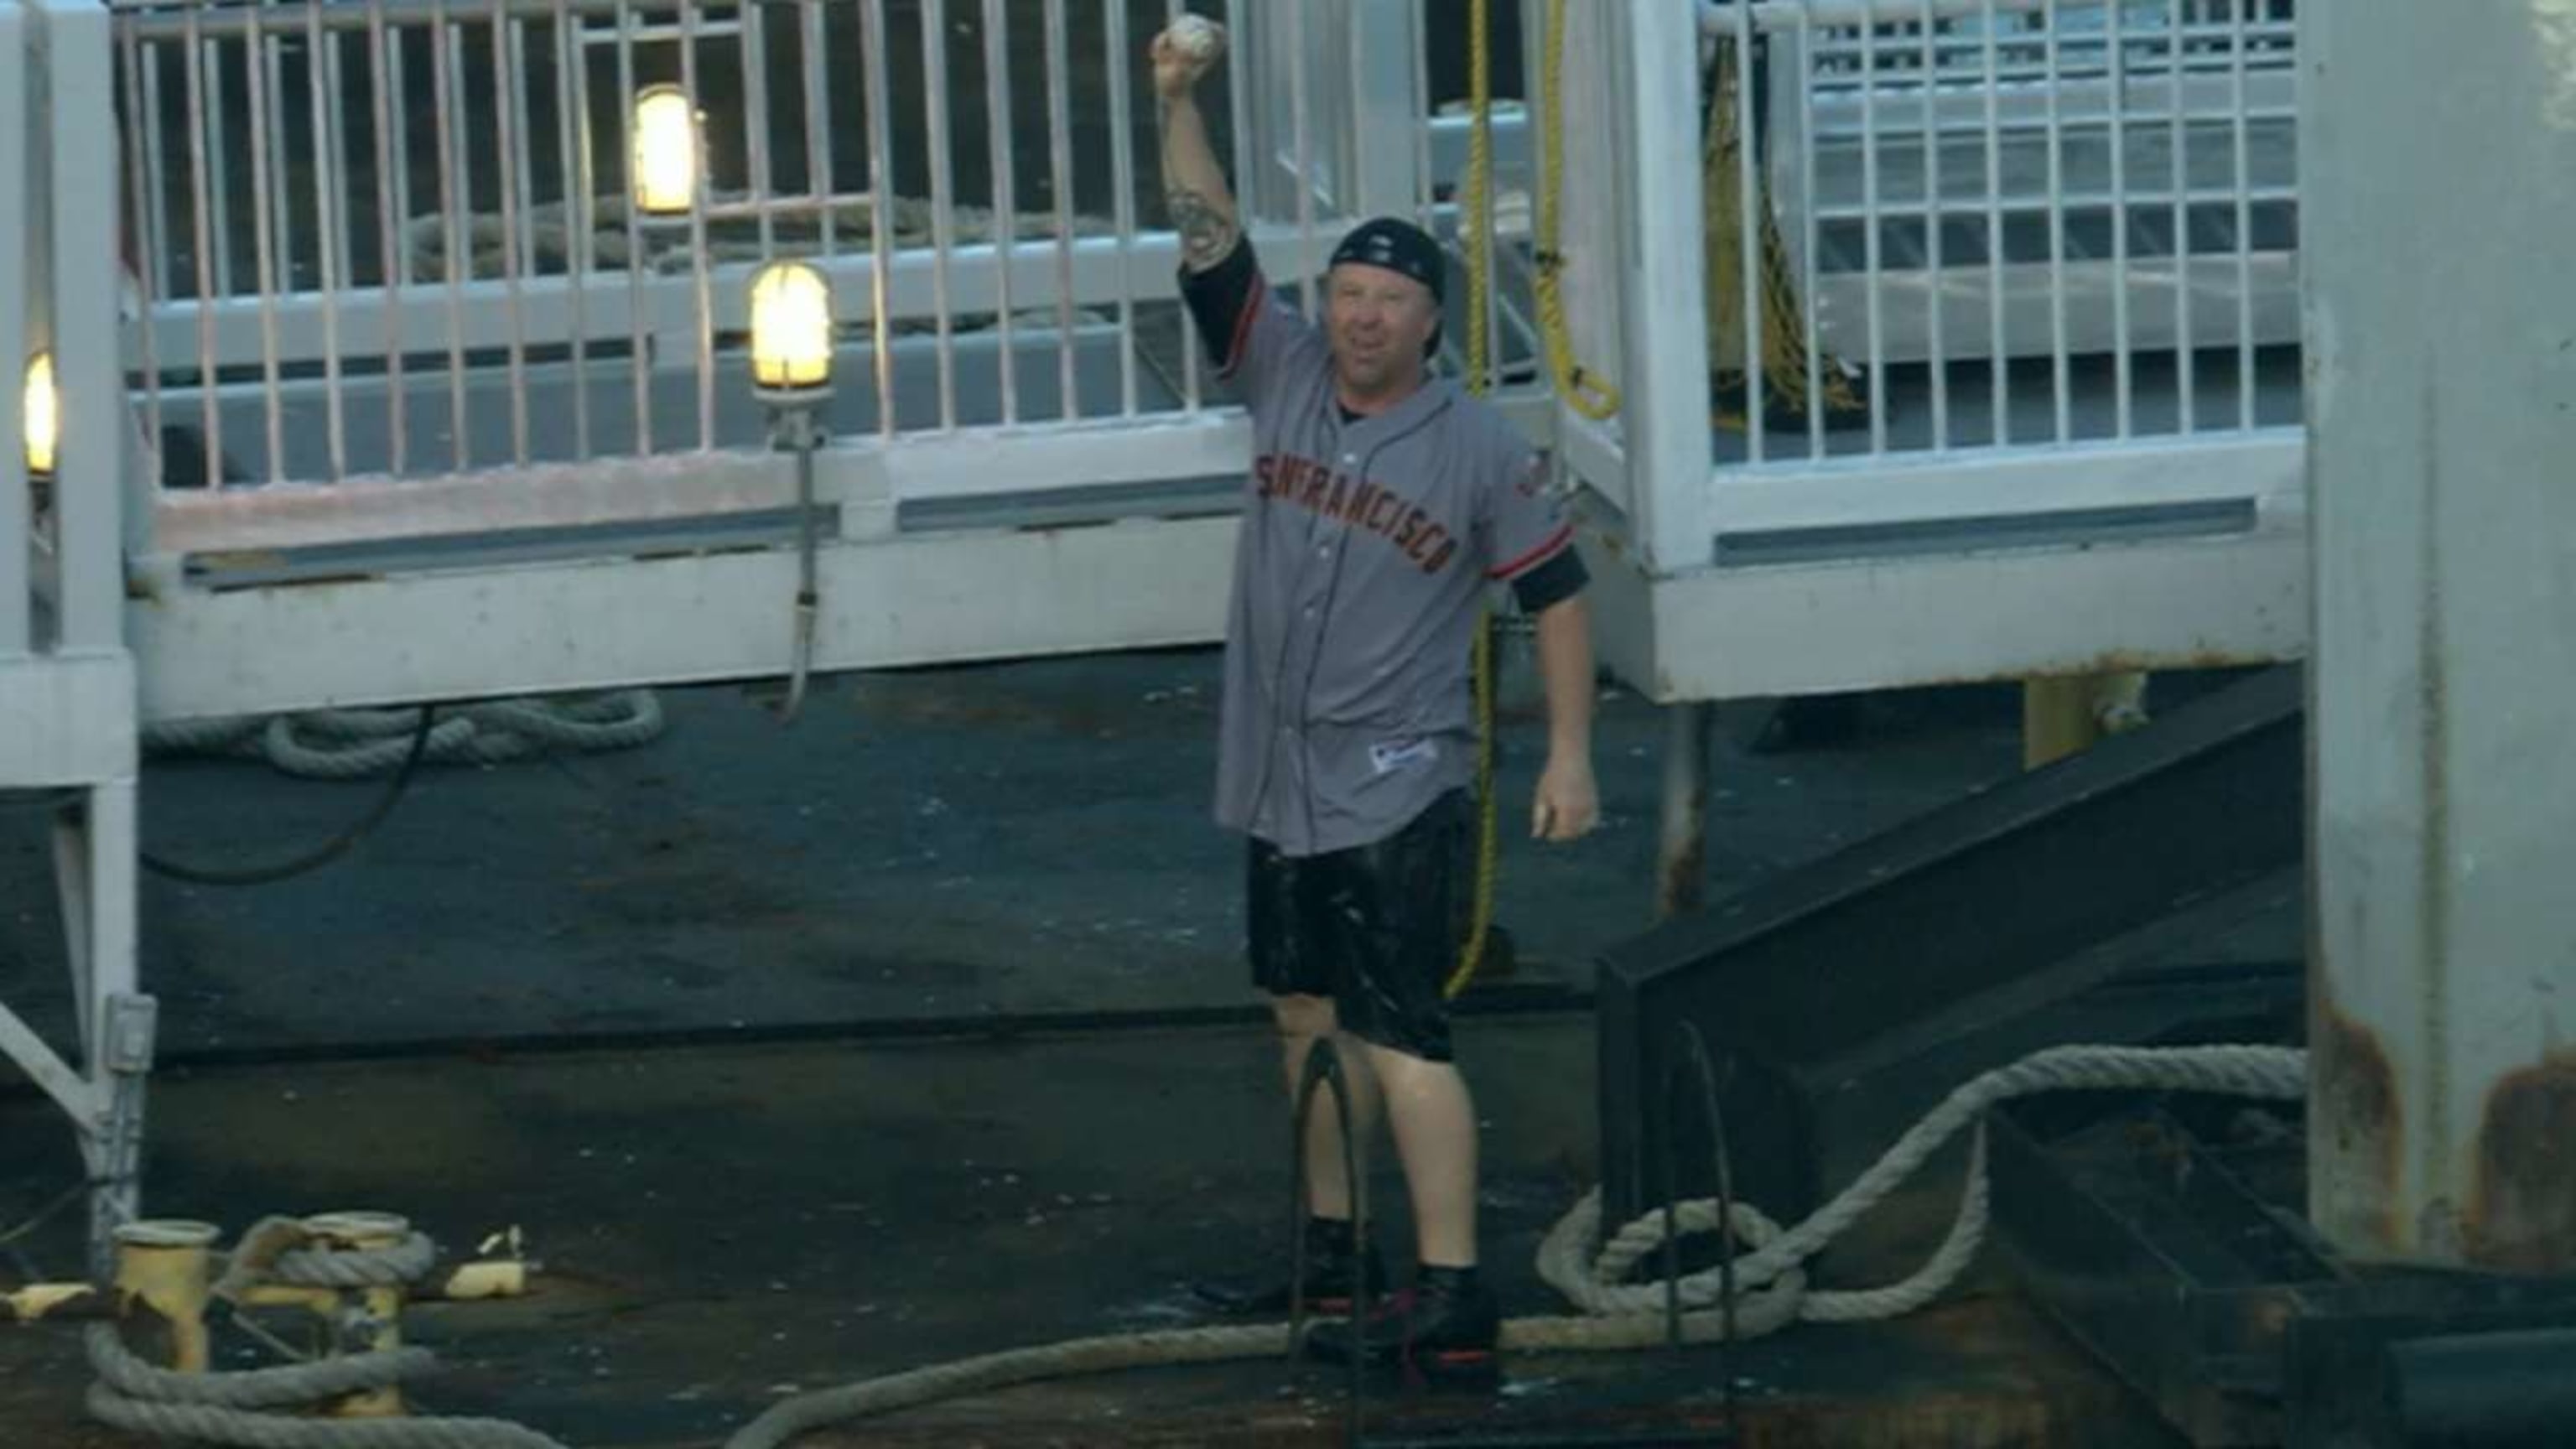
[138,706,437,888]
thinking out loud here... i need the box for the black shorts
[1246,790,1471,1063]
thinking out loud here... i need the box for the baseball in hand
[1166,14,1225,65]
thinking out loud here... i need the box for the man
[1153,23,1600,1377]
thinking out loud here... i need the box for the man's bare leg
[1362,1041,1478,1268]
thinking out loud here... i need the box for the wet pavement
[0,651,2209,1445]
[1,650,2030,1059]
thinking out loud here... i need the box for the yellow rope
[1444,0,1500,1001]
[1533,0,1621,421]
[1703,32,1864,428]
[1445,0,1623,998]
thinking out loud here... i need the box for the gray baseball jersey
[1183,240,1580,857]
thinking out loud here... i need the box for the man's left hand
[1531,754,1600,842]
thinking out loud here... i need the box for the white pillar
[2303,1,2576,1271]
[1609,0,1712,574]
[43,0,125,651]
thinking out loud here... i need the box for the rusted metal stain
[1655,703,1714,919]
[2467,1050,2576,1273]
[2309,1000,2404,1253]
[1655,829,1706,918]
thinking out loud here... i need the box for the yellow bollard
[2022,671,2151,770]
[304,1211,414,1418]
[110,1220,221,1374]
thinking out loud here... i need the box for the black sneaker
[1302,1265,1501,1384]
[1192,1218,1385,1318]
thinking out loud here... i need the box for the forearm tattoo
[1167,188,1239,269]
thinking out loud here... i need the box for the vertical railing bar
[745,0,775,257]
[2169,0,2192,434]
[1105,0,1140,418]
[801,0,833,257]
[387,20,410,300]
[205,34,232,301]
[1043,0,1078,420]
[1483,9,1504,397]
[2107,0,2131,439]
[1171,0,1204,415]
[552,0,592,460]
[860,0,897,436]
[433,0,470,472]
[980,0,1018,425]
[182,10,223,485]
[367,0,408,476]
[1858,9,1886,454]
[1408,0,1433,231]
[327,24,357,309]
[243,4,286,483]
[680,0,715,451]
[1919,0,1945,450]
[569,12,597,285]
[307,0,349,482]
[923,0,958,430]
[2043,0,2069,444]
[142,35,173,305]
[447,18,474,288]
[1225,0,1254,387]
[2163,1,2205,433]
[793,2,834,253]
[264,28,293,308]
[509,18,537,282]
[1348,0,1369,233]
[1980,0,2004,445]
[1282,0,1318,318]
[117,23,166,492]
[615,0,652,454]
[1797,8,1824,455]
[2231,0,2252,430]
[1733,0,1763,462]
[491,0,529,466]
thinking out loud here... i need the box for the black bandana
[1328,217,1446,304]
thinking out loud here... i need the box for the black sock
[1302,1214,1357,1254]
[1416,1262,1480,1292]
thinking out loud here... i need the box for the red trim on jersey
[1488,523,1575,581]
[1219,273,1267,379]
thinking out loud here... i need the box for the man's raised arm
[1153,21,1239,274]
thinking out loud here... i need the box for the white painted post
[2303,0,2576,1272]
[43,0,123,652]
[0,2,29,658]
[1610,0,1712,574]
[26,0,148,1259]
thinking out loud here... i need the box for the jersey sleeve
[1178,237,1327,408]
[1483,444,1582,606]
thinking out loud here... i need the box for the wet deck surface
[0,652,2218,1446]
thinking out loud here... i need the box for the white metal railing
[1569,2,2307,575]
[1711,0,2300,465]
[106,0,1460,543]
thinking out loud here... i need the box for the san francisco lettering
[1254,453,1457,574]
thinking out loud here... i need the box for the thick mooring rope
[86,1218,571,1449]
[143,693,665,781]
[726,1044,2308,1448]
